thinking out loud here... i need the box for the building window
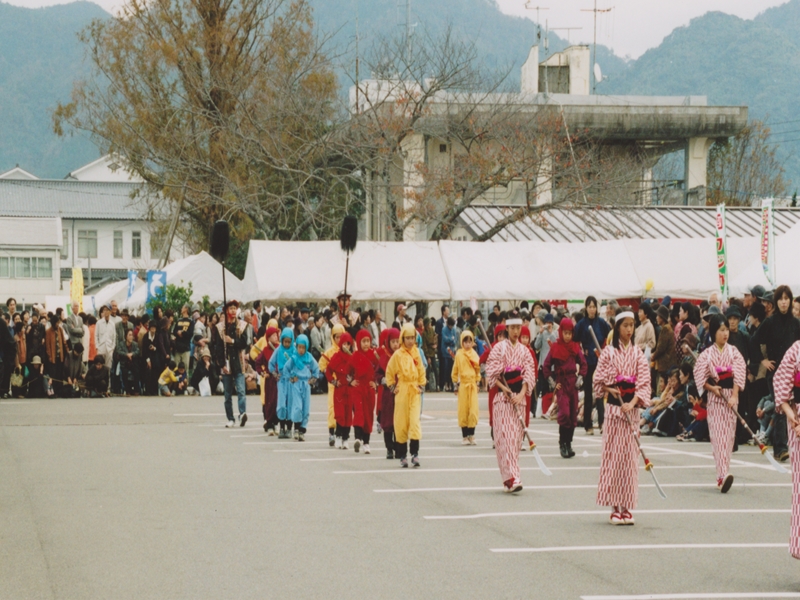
[78,230,98,259]
[61,229,69,260]
[15,257,31,278]
[36,257,52,279]
[114,231,123,259]
[0,257,8,278]
[439,144,448,153]
[132,231,141,258]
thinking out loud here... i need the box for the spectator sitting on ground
[756,393,776,446]
[639,367,680,435]
[677,391,708,442]
[158,360,179,397]
[85,355,110,397]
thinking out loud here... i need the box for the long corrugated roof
[0,179,152,220]
[459,205,800,242]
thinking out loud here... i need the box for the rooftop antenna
[581,0,613,94]
[404,0,417,64]
[524,2,549,47]
[354,0,360,114]
[551,27,583,45]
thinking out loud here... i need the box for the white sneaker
[225,420,236,428]
[335,436,343,449]
[363,444,371,454]
[267,428,276,437]
[462,438,470,445]
[354,439,361,453]
[342,439,349,450]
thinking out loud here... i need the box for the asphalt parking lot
[2,392,798,599]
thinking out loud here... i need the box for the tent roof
[243,241,451,302]
[125,251,242,309]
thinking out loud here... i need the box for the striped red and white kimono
[593,343,651,509]
[486,339,537,485]
[772,341,800,559]
[693,343,747,482]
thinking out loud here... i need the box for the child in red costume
[520,325,539,428]
[543,318,588,459]
[351,329,380,454]
[481,324,507,447]
[254,327,280,434]
[326,332,355,449]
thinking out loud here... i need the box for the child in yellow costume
[452,329,480,446]
[318,323,346,447]
[385,323,426,468]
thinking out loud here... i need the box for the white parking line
[490,543,787,554]
[374,482,792,493]
[581,593,800,600]
[424,508,790,520]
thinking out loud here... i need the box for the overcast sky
[4,0,791,60]
[495,0,788,59]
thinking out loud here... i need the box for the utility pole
[524,2,549,48]
[581,0,613,94]
[405,0,412,64]
[355,1,359,114]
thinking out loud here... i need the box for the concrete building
[353,45,748,242]
[0,217,62,305]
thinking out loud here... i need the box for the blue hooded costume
[283,334,321,429]
[268,328,295,423]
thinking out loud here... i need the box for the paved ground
[1,391,799,600]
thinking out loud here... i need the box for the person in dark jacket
[751,285,800,461]
[573,296,611,435]
[85,355,110,397]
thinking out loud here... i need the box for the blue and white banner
[127,270,138,300]
[146,270,167,309]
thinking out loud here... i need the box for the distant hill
[2,0,799,188]
[0,1,108,178]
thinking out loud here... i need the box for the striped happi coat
[773,341,800,559]
[486,339,537,485]
[693,343,747,481]
[593,342,651,509]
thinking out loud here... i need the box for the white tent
[87,277,144,312]
[242,240,451,302]
[125,251,243,309]
[439,240,642,300]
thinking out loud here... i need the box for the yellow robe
[318,324,346,430]
[385,340,426,444]
[452,347,480,429]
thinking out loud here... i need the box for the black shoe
[239,413,247,427]
[559,443,570,459]
[411,455,420,468]
[567,442,576,458]
[386,450,394,459]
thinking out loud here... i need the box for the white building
[0,156,190,303]
[0,216,62,305]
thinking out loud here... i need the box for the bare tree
[708,119,787,206]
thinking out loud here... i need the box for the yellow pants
[457,381,479,428]
[393,383,422,444]
[327,385,336,429]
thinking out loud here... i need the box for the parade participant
[211,300,251,429]
[268,327,295,438]
[520,325,538,427]
[326,332,355,449]
[318,323,346,447]
[351,329,379,454]
[377,328,401,458]
[594,311,651,525]
[385,323,426,467]
[544,318,588,459]
[485,317,537,493]
[254,326,280,434]
[481,324,507,446]
[375,328,390,429]
[452,329,480,445]
[283,334,320,442]
[771,339,800,559]
[693,313,747,493]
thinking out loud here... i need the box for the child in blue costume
[268,327,295,438]
[283,334,320,441]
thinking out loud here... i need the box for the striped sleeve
[634,346,652,407]
[592,346,614,399]
[485,342,506,388]
[774,342,800,408]
[693,347,711,391]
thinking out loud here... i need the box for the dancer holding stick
[769,339,800,558]
[484,316,538,493]
[592,311,652,525]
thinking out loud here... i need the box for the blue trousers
[289,382,311,429]
[276,378,292,421]
[222,373,246,421]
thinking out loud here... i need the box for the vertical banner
[127,270,138,300]
[760,198,776,288]
[146,270,167,311]
[70,267,84,313]
[715,204,729,302]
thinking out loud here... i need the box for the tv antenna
[524,3,549,46]
[551,27,583,45]
[581,0,613,93]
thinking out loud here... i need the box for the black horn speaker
[210,220,230,262]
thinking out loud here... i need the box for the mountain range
[0,0,798,189]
